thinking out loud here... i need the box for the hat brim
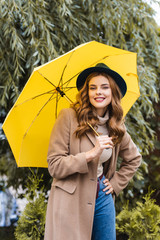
[76,66,127,97]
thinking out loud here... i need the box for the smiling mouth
[94,97,105,102]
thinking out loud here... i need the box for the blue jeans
[91,175,116,240]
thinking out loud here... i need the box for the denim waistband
[96,173,104,199]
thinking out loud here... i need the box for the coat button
[90,179,95,181]
[87,202,93,205]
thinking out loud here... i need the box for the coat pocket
[52,179,77,194]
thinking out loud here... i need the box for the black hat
[76,63,127,97]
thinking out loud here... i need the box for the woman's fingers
[91,135,114,159]
[103,179,114,194]
[96,136,114,149]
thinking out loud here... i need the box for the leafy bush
[116,189,160,240]
[14,170,47,240]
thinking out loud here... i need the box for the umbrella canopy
[2,41,140,168]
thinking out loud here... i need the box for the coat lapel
[85,131,96,147]
[70,109,96,151]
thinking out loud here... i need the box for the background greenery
[0,0,160,239]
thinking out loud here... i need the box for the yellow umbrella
[2,41,140,168]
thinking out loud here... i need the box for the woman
[44,63,141,240]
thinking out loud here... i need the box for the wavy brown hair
[71,72,125,144]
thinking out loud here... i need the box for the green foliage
[143,102,160,191]
[116,189,160,240]
[14,170,47,240]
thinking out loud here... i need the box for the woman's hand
[85,135,113,162]
[103,178,114,195]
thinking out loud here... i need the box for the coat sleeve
[109,130,142,196]
[47,108,89,179]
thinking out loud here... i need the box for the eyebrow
[89,83,109,86]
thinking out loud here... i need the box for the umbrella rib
[61,87,76,95]
[37,70,57,88]
[58,50,75,88]
[14,90,56,107]
[60,55,110,88]
[36,50,74,91]
[36,71,73,102]
[64,86,76,89]
[55,91,59,119]
[23,94,54,139]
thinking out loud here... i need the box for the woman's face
[88,75,112,116]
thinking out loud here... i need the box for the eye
[89,87,96,90]
[102,86,109,89]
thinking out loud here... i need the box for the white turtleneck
[96,111,112,177]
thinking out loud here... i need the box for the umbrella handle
[87,122,99,136]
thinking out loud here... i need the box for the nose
[95,87,102,95]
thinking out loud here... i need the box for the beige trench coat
[44,108,141,240]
